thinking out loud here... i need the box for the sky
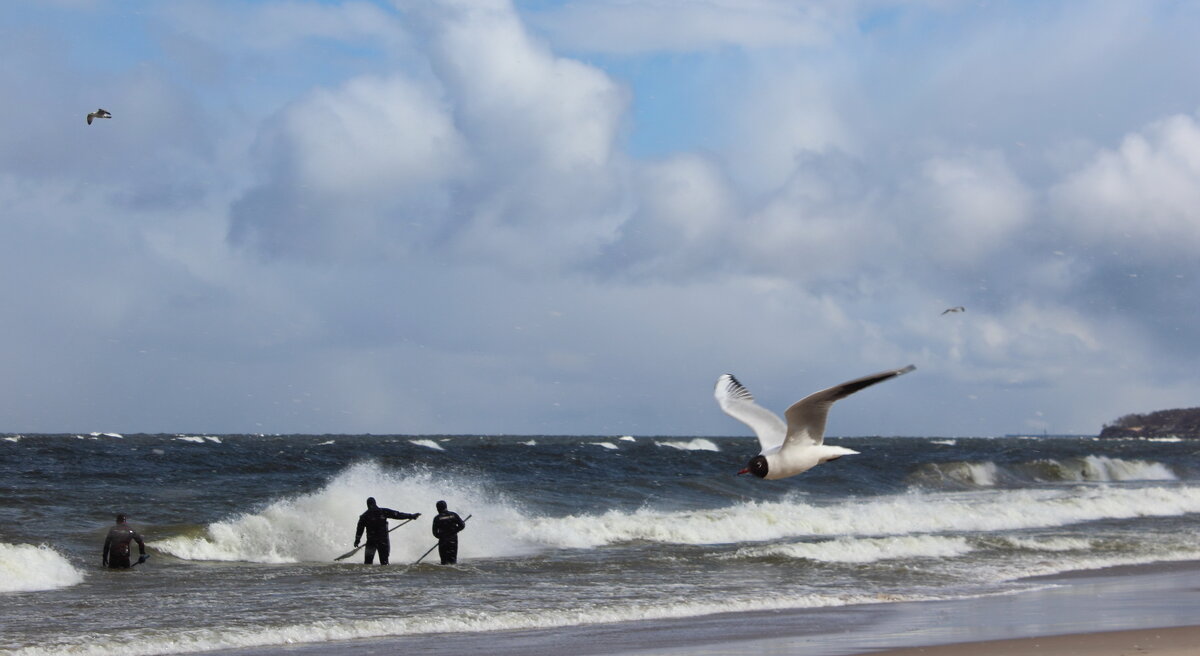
[3,0,1200,437]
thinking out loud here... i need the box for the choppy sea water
[3,433,1200,655]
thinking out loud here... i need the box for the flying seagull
[86,109,112,125]
[941,306,965,315]
[714,365,916,480]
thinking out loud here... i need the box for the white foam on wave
[316,440,336,446]
[90,432,123,438]
[733,535,972,563]
[917,461,999,487]
[0,543,85,593]
[408,439,444,451]
[589,442,618,450]
[3,435,22,443]
[1037,455,1177,482]
[930,439,957,446]
[1001,536,1094,552]
[981,547,1200,583]
[619,436,636,442]
[521,439,537,446]
[151,462,533,563]
[655,438,720,452]
[175,435,222,444]
[914,456,1176,489]
[4,588,941,656]
[515,485,1200,549]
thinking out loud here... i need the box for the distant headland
[1099,407,1200,438]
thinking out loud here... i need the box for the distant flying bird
[714,365,916,480]
[86,109,112,125]
[941,306,965,315]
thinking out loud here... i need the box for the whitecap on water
[655,438,720,452]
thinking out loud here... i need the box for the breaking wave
[4,588,939,656]
[152,462,532,563]
[909,456,1177,489]
[516,484,1200,549]
[0,543,85,593]
[146,461,1200,571]
[731,535,973,563]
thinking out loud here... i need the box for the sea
[3,432,1200,655]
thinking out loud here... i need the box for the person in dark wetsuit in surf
[102,514,146,569]
[354,497,419,565]
[431,500,466,565]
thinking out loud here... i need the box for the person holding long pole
[430,500,466,565]
[353,497,420,565]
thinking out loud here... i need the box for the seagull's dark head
[740,455,769,478]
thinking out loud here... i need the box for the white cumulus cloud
[1052,111,1200,255]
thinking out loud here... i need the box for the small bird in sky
[941,306,965,315]
[86,109,112,125]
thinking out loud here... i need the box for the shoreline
[205,559,1200,656]
[857,626,1200,656]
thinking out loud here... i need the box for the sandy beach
[862,626,1200,656]
[205,561,1200,656]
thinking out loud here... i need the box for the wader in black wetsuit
[102,514,145,569]
[431,500,466,565]
[354,497,419,565]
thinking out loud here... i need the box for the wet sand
[860,625,1200,656]
[208,561,1200,656]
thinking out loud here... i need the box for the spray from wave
[0,543,85,593]
[152,462,534,563]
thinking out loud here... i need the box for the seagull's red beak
[737,468,749,475]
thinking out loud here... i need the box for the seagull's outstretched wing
[782,365,916,448]
[714,374,786,452]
